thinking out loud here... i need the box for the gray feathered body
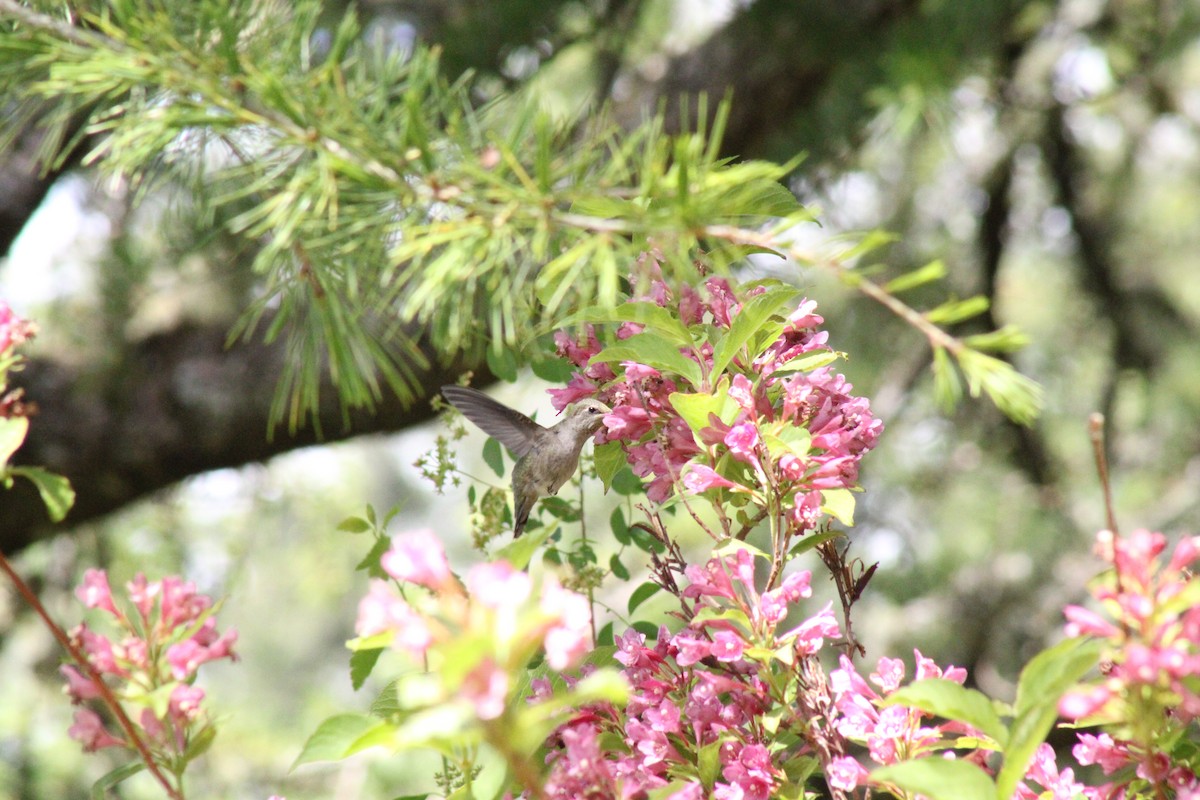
[441,386,610,537]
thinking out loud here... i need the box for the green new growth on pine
[0,0,1040,431]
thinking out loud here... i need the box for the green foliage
[0,0,1043,434]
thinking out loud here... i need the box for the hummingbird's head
[566,398,611,435]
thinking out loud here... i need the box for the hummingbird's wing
[441,385,544,457]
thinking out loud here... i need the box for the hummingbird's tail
[513,494,534,538]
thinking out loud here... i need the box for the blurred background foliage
[2,0,1200,797]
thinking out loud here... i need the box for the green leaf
[90,761,145,800]
[882,679,1007,746]
[531,356,574,383]
[594,441,626,492]
[609,506,631,545]
[485,346,518,382]
[711,286,801,377]
[10,466,75,522]
[590,332,702,386]
[0,415,29,465]
[871,757,995,800]
[787,530,844,557]
[883,259,946,294]
[350,647,383,691]
[698,737,723,788]
[611,466,644,496]
[669,386,740,433]
[995,637,1103,800]
[628,581,661,614]
[924,295,990,326]
[495,524,554,570]
[609,553,630,580]
[355,534,391,579]
[568,302,694,348]
[292,713,384,767]
[820,488,855,526]
[481,436,505,477]
[337,515,373,533]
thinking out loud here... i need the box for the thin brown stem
[0,551,183,800]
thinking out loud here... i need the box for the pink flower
[783,602,840,654]
[710,630,745,662]
[682,464,742,494]
[724,423,761,467]
[381,529,453,590]
[1063,605,1121,638]
[125,573,158,620]
[1059,684,1114,720]
[160,576,209,628]
[465,561,531,609]
[673,633,712,667]
[68,708,124,752]
[462,659,508,720]
[541,578,592,670]
[622,361,661,381]
[604,404,654,440]
[76,569,120,616]
[0,301,34,354]
[826,756,868,790]
[728,374,756,411]
[169,684,206,722]
[355,580,432,657]
[1073,732,1130,774]
[60,665,102,702]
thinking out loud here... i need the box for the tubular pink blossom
[381,529,453,590]
[76,569,120,616]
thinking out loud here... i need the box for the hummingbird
[441,385,611,537]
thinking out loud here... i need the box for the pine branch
[0,0,1042,428]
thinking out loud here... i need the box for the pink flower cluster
[0,300,34,355]
[356,529,593,720]
[825,651,974,792]
[533,549,841,799]
[550,267,882,533]
[1058,528,1200,797]
[62,569,237,755]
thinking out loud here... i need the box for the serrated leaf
[594,441,626,492]
[871,757,995,800]
[820,488,855,526]
[711,287,802,377]
[482,437,505,477]
[698,738,723,788]
[628,581,661,614]
[292,714,383,768]
[11,466,75,522]
[882,679,1007,746]
[350,647,383,691]
[356,535,391,578]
